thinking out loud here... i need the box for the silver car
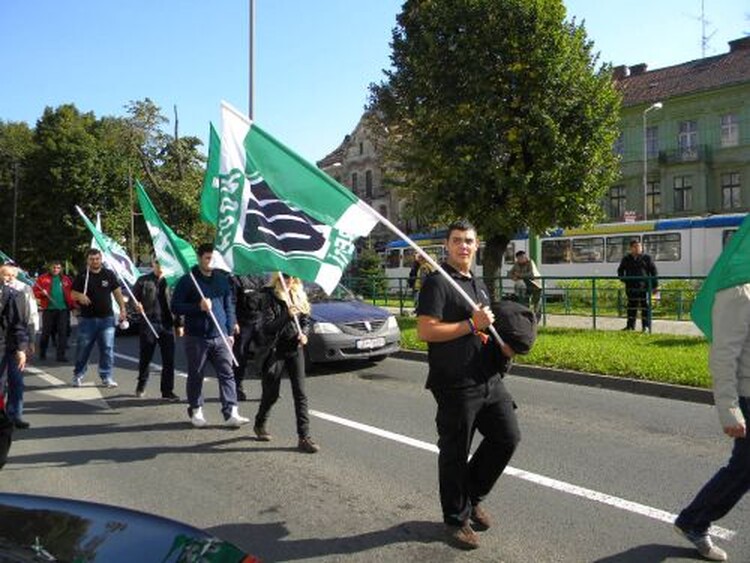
[305,283,401,365]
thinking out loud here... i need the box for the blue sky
[1,1,747,162]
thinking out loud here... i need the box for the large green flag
[76,206,140,286]
[691,214,750,340]
[135,181,198,287]
[200,102,379,294]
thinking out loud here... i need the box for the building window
[613,132,624,157]
[721,114,739,147]
[646,126,658,158]
[609,185,626,219]
[646,180,661,217]
[351,172,358,193]
[674,175,693,212]
[359,142,364,155]
[678,120,698,159]
[721,172,741,210]
[365,170,373,198]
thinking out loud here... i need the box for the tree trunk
[482,233,509,303]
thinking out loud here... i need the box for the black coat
[617,253,659,290]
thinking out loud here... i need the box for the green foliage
[369,0,621,279]
[397,318,710,387]
[0,100,209,271]
[349,248,388,298]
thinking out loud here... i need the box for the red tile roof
[615,37,750,107]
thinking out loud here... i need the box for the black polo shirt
[416,262,495,390]
[72,268,119,318]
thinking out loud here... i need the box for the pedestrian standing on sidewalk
[416,219,519,550]
[70,248,127,388]
[674,282,750,561]
[617,240,659,332]
[34,260,75,362]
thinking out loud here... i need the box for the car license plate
[356,337,386,350]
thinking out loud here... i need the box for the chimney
[612,65,630,79]
[629,63,648,75]
[729,36,750,52]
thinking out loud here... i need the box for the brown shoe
[254,425,271,441]
[445,522,480,550]
[471,504,492,531]
[298,437,320,454]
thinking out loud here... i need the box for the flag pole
[188,271,239,367]
[358,203,506,348]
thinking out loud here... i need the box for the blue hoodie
[170,266,236,338]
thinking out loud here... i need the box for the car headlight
[386,315,398,329]
[312,322,342,334]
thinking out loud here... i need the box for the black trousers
[626,288,650,329]
[40,309,70,359]
[232,323,258,391]
[431,377,520,526]
[255,349,310,439]
[137,324,175,395]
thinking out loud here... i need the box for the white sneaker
[72,376,83,387]
[190,407,207,428]
[102,379,118,388]
[225,406,250,428]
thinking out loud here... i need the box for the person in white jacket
[674,283,750,561]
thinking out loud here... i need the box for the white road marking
[113,352,187,378]
[23,367,109,408]
[309,409,736,541]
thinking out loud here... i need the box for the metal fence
[343,275,705,329]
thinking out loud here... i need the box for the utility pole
[129,170,136,262]
[11,161,19,257]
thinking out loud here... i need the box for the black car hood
[311,300,390,324]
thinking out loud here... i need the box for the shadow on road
[593,543,699,562]
[208,519,447,561]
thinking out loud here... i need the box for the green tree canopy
[368,0,621,285]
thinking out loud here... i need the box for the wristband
[467,318,479,335]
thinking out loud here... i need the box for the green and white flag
[77,206,140,287]
[0,249,34,287]
[201,101,379,294]
[136,180,198,287]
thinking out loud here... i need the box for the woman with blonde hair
[253,273,319,453]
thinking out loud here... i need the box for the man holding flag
[70,248,127,388]
[673,217,750,562]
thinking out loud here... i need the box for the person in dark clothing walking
[253,273,319,454]
[230,273,267,401]
[132,257,181,401]
[171,243,248,428]
[617,240,659,332]
[416,220,519,550]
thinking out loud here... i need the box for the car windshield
[304,282,357,303]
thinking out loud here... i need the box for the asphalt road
[2,335,748,562]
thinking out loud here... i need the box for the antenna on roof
[699,0,717,58]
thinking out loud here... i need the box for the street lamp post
[643,102,663,221]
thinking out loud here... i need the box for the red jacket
[33,273,75,310]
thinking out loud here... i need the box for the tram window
[643,233,681,261]
[402,248,416,268]
[385,249,401,268]
[542,239,571,264]
[722,229,737,248]
[606,235,640,263]
[503,243,515,264]
[423,245,443,262]
[572,237,604,263]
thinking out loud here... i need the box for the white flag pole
[188,271,239,367]
[355,202,506,348]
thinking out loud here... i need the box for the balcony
[658,145,712,165]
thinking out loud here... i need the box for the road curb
[392,350,714,405]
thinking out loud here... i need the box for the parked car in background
[0,493,258,562]
[305,283,400,366]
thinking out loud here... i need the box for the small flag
[692,214,750,340]
[136,181,198,287]
[201,102,379,293]
[0,249,34,286]
[77,206,140,286]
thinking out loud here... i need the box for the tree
[369,0,621,293]
[0,121,34,259]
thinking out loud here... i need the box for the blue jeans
[677,396,750,533]
[0,351,24,421]
[74,316,116,382]
[184,335,237,419]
